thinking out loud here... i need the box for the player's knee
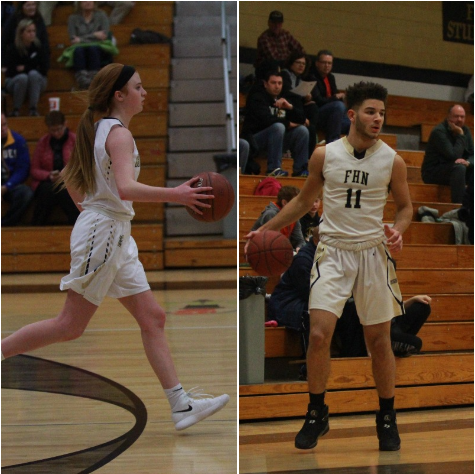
[138,306,166,332]
[366,332,391,355]
[57,318,86,341]
[308,326,331,348]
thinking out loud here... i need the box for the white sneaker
[172,387,230,431]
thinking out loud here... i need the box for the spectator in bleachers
[281,52,319,156]
[1,113,33,226]
[38,1,134,27]
[268,225,320,332]
[255,11,305,72]
[421,104,474,204]
[239,138,250,173]
[1,1,50,64]
[4,19,49,117]
[299,198,321,242]
[251,185,305,251]
[30,111,80,225]
[241,70,309,177]
[308,49,350,143]
[67,1,113,90]
[98,1,134,25]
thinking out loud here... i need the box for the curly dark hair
[345,81,388,110]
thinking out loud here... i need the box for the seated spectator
[421,104,474,204]
[251,185,305,251]
[1,113,34,226]
[268,226,320,332]
[98,1,134,25]
[38,1,134,27]
[67,1,113,90]
[300,198,321,241]
[1,1,50,66]
[308,49,350,143]
[241,70,309,177]
[30,111,80,225]
[239,138,250,173]
[4,19,49,116]
[255,10,305,74]
[281,52,319,156]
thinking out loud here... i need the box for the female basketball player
[1,63,229,430]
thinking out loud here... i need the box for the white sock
[164,384,190,411]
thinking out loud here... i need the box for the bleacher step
[168,126,228,151]
[171,57,237,80]
[175,1,236,17]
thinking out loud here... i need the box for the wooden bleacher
[1,1,236,273]
[239,118,474,420]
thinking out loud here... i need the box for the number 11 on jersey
[345,188,362,208]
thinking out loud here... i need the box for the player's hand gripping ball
[186,172,235,222]
[246,230,294,276]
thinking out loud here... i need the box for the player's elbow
[116,183,133,201]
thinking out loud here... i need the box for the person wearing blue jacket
[1,113,33,226]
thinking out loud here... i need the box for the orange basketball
[186,172,235,222]
[246,230,294,276]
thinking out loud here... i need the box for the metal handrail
[221,1,236,153]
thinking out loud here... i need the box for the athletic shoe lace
[185,387,214,400]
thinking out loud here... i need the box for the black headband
[109,65,136,101]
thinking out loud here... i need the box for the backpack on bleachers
[130,28,171,44]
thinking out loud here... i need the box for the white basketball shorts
[308,241,404,325]
[60,210,150,306]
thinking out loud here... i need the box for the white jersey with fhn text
[319,137,396,247]
[81,118,141,221]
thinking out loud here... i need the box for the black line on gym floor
[1,354,148,473]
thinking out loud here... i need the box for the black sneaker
[376,410,401,451]
[295,404,329,449]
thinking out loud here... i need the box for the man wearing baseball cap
[255,10,305,71]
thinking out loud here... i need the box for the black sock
[379,396,395,412]
[309,391,325,408]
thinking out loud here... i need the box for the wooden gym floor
[239,406,474,474]
[1,281,237,473]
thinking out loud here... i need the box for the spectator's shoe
[8,109,19,117]
[292,170,309,177]
[172,388,229,431]
[267,168,289,177]
[295,404,329,449]
[392,341,420,358]
[376,410,401,451]
[29,108,39,117]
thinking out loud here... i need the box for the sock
[379,396,395,412]
[309,391,325,408]
[1,351,4,361]
[164,384,190,412]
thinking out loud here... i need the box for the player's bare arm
[385,154,413,252]
[108,127,213,212]
[246,148,325,240]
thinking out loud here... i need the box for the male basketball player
[246,82,413,451]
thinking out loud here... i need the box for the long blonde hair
[61,63,129,195]
[15,18,41,56]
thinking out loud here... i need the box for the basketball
[186,172,235,222]
[246,230,294,276]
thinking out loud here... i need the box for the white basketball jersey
[81,118,140,220]
[319,137,396,245]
